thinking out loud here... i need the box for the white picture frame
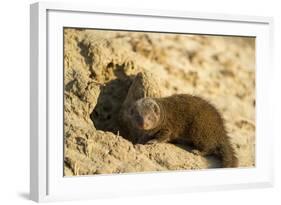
[30,1,274,202]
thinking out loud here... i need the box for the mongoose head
[127,98,161,130]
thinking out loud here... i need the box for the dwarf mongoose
[126,94,238,168]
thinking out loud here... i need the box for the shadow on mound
[174,143,222,168]
[90,67,134,136]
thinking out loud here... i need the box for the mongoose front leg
[137,133,152,144]
[146,129,171,144]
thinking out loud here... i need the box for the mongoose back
[126,94,238,168]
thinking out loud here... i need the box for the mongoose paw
[190,149,208,156]
[146,139,159,144]
[191,149,201,155]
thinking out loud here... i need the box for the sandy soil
[63,28,255,176]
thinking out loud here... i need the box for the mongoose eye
[153,104,159,114]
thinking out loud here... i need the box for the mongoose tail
[220,138,238,168]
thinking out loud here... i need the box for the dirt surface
[64,28,255,176]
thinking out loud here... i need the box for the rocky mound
[63,28,255,176]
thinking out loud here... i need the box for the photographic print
[63,28,255,176]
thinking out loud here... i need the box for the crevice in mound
[78,40,94,66]
[64,157,75,175]
[77,40,97,79]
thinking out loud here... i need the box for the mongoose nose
[136,116,144,127]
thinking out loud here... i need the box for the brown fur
[127,94,238,168]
